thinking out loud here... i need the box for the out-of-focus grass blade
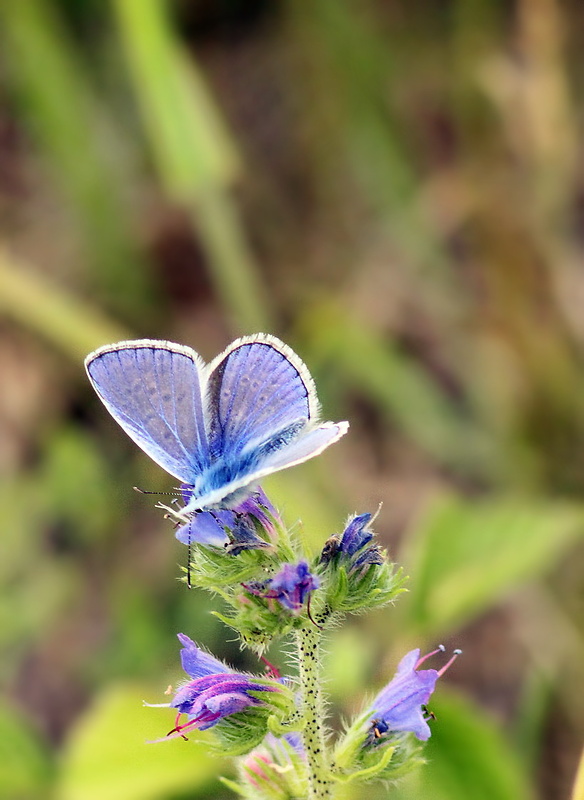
[290,1,464,320]
[399,491,584,638]
[0,251,129,363]
[390,689,534,800]
[298,302,497,476]
[114,0,237,197]
[114,0,271,333]
[0,0,153,321]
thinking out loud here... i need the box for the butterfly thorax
[184,419,308,512]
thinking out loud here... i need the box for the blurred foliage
[1,1,584,799]
[56,685,226,800]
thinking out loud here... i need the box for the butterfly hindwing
[256,421,350,472]
[85,340,209,484]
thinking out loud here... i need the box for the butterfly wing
[205,334,319,460]
[85,340,210,484]
[253,420,350,471]
[179,334,348,510]
[184,420,350,511]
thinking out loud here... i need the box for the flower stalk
[296,626,333,800]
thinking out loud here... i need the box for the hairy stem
[297,626,333,799]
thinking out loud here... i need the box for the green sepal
[334,711,371,770]
[218,776,247,797]
[334,711,425,784]
[206,682,295,757]
[186,544,278,590]
[210,708,275,756]
[319,554,406,617]
[334,744,396,784]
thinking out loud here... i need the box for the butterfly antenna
[133,486,180,496]
[307,594,324,631]
[186,520,193,590]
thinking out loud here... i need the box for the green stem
[297,627,333,800]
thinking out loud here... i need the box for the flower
[320,512,383,576]
[150,634,285,742]
[244,561,320,613]
[175,487,278,551]
[367,646,461,742]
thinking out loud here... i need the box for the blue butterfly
[85,334,349,515]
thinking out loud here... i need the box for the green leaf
[57,683,226,800]
[391,689,534,800]
[399,492,584,637]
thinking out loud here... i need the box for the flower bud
[319,512,404,615]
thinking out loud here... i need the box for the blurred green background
[1,1,584,798]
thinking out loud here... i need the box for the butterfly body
[85,334,348,514]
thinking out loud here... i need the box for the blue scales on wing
[206,338,315,464]
[85,341,210,485]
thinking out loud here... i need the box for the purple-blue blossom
[320,512,383,575]
[367,646,461,742]
[176,487,278,551]
[151,634,283,742]
[340,513,374,555]
[244,560,319,612]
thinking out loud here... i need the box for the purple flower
[320,513,383,575]
[151,634,283,742]
[339,513,375,556]
[367,646,461,742]
[175,487,278,551]
[244,561,319,612]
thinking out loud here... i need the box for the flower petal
[177,633,230,679]
[175,512,231,547]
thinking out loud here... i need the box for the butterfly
[85,334,349,516]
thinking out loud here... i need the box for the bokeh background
[1,1,584,799]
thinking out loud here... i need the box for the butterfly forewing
[85,341,209,484]
[206,337,318,459]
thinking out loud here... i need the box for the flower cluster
[147,490,458,789]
